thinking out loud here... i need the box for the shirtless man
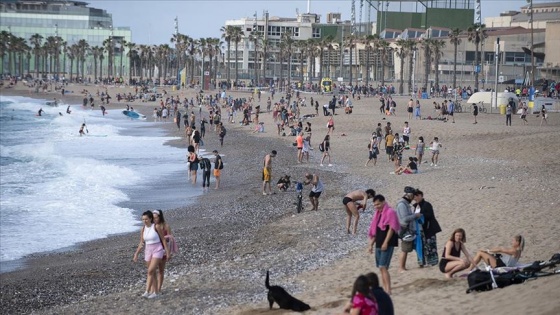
[342,189,376,234]
[262,150,277,195]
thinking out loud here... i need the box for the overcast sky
[86,0,549,45]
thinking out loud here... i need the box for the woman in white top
[133,211,171,299]
[469,235,525,270]
[429,137,442,166]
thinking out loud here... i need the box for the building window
[312,28,321,38]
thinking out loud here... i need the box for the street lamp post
[527,0,535,100]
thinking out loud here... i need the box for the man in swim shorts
[343,189,376,234]
[304,173,324,211]
[262,150,277,195]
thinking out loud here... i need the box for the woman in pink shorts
[133,211,171,299]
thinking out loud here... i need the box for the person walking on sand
[520,102,528,125]
[327,114,335,135]
[540,105,548,126]
[343,189,376,234]
[368,194,399,295]
[296,131,304,163]
[365,135,379,167]
[472,103,478,124]
[506,103,513,126]
[304,172,324,211]
[415,136,425,165]
[414,100,421,119]
[187,145,199,185]
[430,137,442,166]
[133,211,171,299]
[407,99,414,120]
[213,150,223,189]
[319,135,332,167]
[446,99,455,123]
[152,210,176,293]
[262,150,277,195]
[402,121,411,146]
[200,156,212,189]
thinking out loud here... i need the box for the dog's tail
[265,270,271,289]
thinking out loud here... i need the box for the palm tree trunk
[424,46,430,91]
[453,42,458,89]
[408,52,414,94]
[234,41,239,86]
[435,54,440,91]
[226,40,231,87]
[349,46,353,87]
[474,41,480,91]
[399,55,405,95]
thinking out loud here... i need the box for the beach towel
[368,203,400,239]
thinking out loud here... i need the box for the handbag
[399,226,416,242]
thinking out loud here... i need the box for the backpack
[319,142,325,152]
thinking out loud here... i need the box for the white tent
[466,92,519,108]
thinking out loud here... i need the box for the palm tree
[404,39,417,94]
[0,31,11,75]
[29,34,43,78]
[377,38,390,87]
[361,34,378,87]
[220,25,236,87]
[230,26,243,87]
[448,28,462,89]
[295,40,307,84]
[320,35,336,79]
[125,42,136,80]
[280,30,294,89]
[210,38,223,86]
[248,31,260,85]
[76,39,89,81]
[431,39,446,93]
[344,34,357,86]
[184,38,198,85]
[467,23,487,91]
[421,38,433,91]
[395,39,408,95]
[260,37,270,85]
[90,46,103,82]
[103,37,114,78]
[66,44,77,81]
[305,39,319,85]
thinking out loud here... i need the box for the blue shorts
[375,246,395,268]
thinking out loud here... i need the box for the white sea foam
[0,96,190,263]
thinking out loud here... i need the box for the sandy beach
[1,81,559,315]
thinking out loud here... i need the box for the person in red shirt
[296,131,304,163]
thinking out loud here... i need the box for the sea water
[0,96,199,271]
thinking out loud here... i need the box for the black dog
[265,270,311,312]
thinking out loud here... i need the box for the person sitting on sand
[343,189,376,234]
[341,275,378,315]
[469,235,525,271]
[394,157,418,175]
[276,175,291,191]
[439,228,472,278]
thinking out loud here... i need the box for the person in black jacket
[413,189,442,267]
[199,157,212,189]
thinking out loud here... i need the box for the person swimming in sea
[66,105,72,114]
[79,123,87,136]
[37,108,44,116]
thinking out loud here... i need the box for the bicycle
[455,101,463,113]
[479,102,488,113]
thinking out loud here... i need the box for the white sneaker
[430,163,434,166]
[434,164,438,167]
[141,291,150,298]
[320,164,324,166]
[147,293,158,299]
[328,164,333,167]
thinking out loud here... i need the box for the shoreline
[1,83,560,315]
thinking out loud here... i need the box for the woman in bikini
[469,235,525,270]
